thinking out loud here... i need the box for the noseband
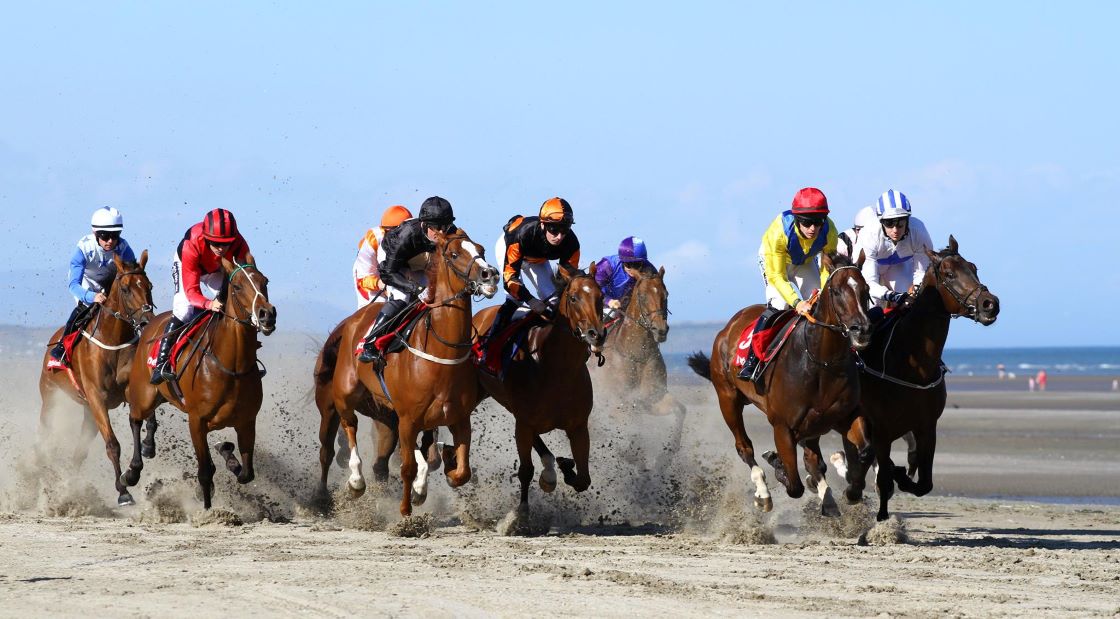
[801,265,863,338]
[103,268,155,330]
[932,257,989,321]
[225,263,268,331]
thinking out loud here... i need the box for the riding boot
[150,317,183,385]
[477,298,520,369]
[51,303,90,361]
[737,305,778,382]
[358,301,405,364]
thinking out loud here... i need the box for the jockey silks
[68,234,136,304]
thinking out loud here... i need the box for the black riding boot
[51,303,90,360]
[737,305,779,381]
[150,317,183,385]
[358,300,406,364]
[477,298,520,366]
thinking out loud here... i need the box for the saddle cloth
[732,310,799,369]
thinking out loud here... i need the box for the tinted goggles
[543,222,571,235]
[95,230,121,242]
[795,217,825,228]
[882,218,908,229]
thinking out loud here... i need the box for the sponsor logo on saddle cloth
[45,331,85,371]
[732,312,798,368]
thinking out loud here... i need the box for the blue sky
[3,3,1116,347]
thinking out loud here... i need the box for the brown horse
[38,251,156,506]
[687,254,872,515]
[471,265,605,528]
[320,228,499,517]
[833,236,999,521]
[124,257,276,509]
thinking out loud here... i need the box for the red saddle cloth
[732,311,799,369]
[146,314,215,371]
[45,330,84,371]
[352,304,428,357]
[472,313,543,376]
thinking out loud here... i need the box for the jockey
[357,196,456,364]
[837,205,877,260]
[738,187,838,381]
[595,236,654,319]
[353,205,413,307]
[50,207,137,362]
[856,189,934,309]
[476,197,581,367]
[150,208,250,385]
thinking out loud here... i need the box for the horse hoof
[141,443,156,459]
[348,479,366,498]
[538,475,557,493]
[117,493,135,507]
[755,496,773,512]
[844,488,863,504]
[411,490,428,506]
[120,469,141,487]
[237,472,254,485]
[821,498,841,518]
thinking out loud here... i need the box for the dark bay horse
[471,265,605,528]
[321,228,499,517]
[687,255,871,515]
[38,251,155,506]
[834,236,999,521]
[124,257,276,509]
[595,266,684,418]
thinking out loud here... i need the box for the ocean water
[665,346,1120,379]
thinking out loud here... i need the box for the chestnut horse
[321,228,499,517]
[832,236,999,521]
[124,257,277,509]
[687,254,871,515]
[471,265,605,528]
[38,251,156,506]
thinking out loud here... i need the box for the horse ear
[221,256,235,273]
[855,248,866,270]
[948,235,958,254]
[658,265,665,278]
[821,252,835,272]
[244,251,255,266]
[113,252,124,269]
[587,260,597,278]
[139,249,148,269]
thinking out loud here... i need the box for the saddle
[45,307,96,371]
[732,309,799,370]
[473,308,550,379]
[352,304,429,358]
[146,313,215,372]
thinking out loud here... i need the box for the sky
[2,2,1117,348]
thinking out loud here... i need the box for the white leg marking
[750,465,771,499]
[817,477,830,501]
[412,449,429,495]
[830,451,849,479]
[348,447,365,490]
[539,453,557,487]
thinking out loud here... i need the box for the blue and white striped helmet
[875,189,912,220]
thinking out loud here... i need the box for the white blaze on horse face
[847,277,861,295]
[582,285,591,293]
[348,447,364,491]
[412,449,429,496]
[750,465,771,499]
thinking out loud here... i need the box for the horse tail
[314,323,346,388]
[686,351,712,382]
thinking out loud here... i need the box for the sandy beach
[1,344,1118,617]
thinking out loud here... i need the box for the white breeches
[495,236,557,302]
[171,254,222,322]
[758,255,820,310]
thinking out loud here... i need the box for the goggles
[795,217,825,229]
[882,218,909,229]
[543,222,571,235]
[95,230,121,242]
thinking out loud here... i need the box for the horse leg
[903,431,919,479]
[71,410,98,467]
[421,429,441,470]
[335,423,349,468]
[371,417,398,485]
[338,408,365,497]
[397,419,419,517]
[558,423,591,492]
[514,422,535,514]
[874,442,897,521]
[85,398,132,507]
[716,390,771,511]
[533,436,557,493]
[122,402,156,489]
[315,406,341,503]
[444,417,472,488]
[188,416,216,510]
[764,426,804,499]
[837,416,872,504]
[802,438,838,517]
[141,415,158,459]
[896,427,936,496]
[233,421,256,484]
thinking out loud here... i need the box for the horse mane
[827,252,855,270]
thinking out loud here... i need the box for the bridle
[624,278,670,336]
[561,272,606,366]
[800,265,865,338]
[223,263,269,331]
[931,255,989,321]
[102,268,155,331]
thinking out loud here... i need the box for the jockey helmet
[418,196,455,227]
[791,187,829,216]
[380,205,413,228]
[539,197,575,225]
[875,189,912,220]
[618,236,647,263]
[854,205,877,230]
[202,208,239,243]
[91,206,124,232]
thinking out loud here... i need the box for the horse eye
[451,252,459,260]
[569,295,578,303]
[233,284,242,292]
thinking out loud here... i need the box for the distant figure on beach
[997,363,1006,380]
[1028,377,1035,392]
[1112,378,1118,392]
[1036,369,1048,391]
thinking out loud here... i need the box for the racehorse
[38,251,155,506]
[320,228,499,517]
[123,257,276,509]
[471,265,605,528]
[687,254,872,515]
[832,236,999,521]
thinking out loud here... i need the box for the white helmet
[854,206,877,230]
[91,206,124,232]
[875,189,912,220]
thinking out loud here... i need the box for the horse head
[924,235,999,326]
[819,253,872,350]
[110,250,156,329]
[430,228,500,300]
[627,265,670,343]
[558,261,605,354]
[221,254,277,335]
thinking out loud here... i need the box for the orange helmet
[539,197,575,224]
[380,205,412,228]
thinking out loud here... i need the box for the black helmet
[418,196,455,226]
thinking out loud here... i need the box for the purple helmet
[618,236,647,263]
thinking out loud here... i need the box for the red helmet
[791,187,829,216]
[202,208,238,243]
